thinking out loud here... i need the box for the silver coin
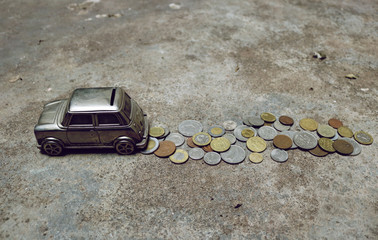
[223,133,236,145]
[165,133,185,147]
[270,149,288,163]
[243,117,252,126]
[233,125,257,142]
[221,145,245,164]
[281,131,298,149]
[208,125,226,137]
[162,126,170,138]
[331,131,339,141]
[293,131,318,150]
[248,116,264,128]
[340,137,361,156]
[273,120,291,132]
[140,137,159,154]
[223,120,237,131]
[189,148,205,160]
[178,120,203,137]
[204,152,221,165]
[257,126,277,141]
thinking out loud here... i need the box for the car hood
[36,100,65,126]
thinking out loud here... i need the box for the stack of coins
[143,114,373,165]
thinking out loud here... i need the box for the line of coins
[142,114,373,165]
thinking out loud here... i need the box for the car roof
[68,87,124,112]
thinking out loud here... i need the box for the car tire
[115,140,135,155]
[42,140,63,156]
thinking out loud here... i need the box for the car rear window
[123,92,132,116]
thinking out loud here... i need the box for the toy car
[34,87,149,156]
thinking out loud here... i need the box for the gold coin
[241,129,255,138]
[354,131,373,145]
[192,132,212,146]
[210,127,223,135]
[318,138,336,153]
[169,149,189,164]
[299,118,318,131]
[260,112,276,123]
[210,137,231,152]
[249,153,263,163]
[338,126,353,138]
[149,127,165,137]
[317,124,336,138]
[246,137,267,152]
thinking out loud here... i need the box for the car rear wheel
[115,140,135,155]
[42,140,63,156]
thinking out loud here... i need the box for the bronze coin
[328,118,343,129]
[333,139,353,155]
[309,145,329,157]
[154,140,176,157]
[187,137,197,148]
[279,116,294,126]
[202,144,213,152]
[273,135,293,150]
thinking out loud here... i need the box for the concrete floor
[1,0,377,239]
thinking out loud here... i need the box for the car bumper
[136,114,149,149]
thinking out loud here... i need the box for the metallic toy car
[34,87,149,156]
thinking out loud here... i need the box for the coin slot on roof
[110,88,116,106]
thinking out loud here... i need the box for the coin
[241,128,255,138]
[317,124,336,138]
[318,138,336,153]
[165,133,185,147]
[293,131,317,150]
[309,146,328,157]
[187,137,197,148]
[208,125,225,137]
[280,131,298,149]
[234,125,256,142]
[249,153,263,163]
[141,137,160,154]
[261,112,276,123]
[257,126,277,141]
[221,145,245,164]
[248,116,264,128]
[273,120,291,132]
[192,132,212,146]
[223,133,236,144]
[279,116,294,126]
[337,126,353,138]
[161,126,170,138]
[204,152,221,165]
[154,140,176,157]
[178,120,203,137]
[223,120,237,131]
[210,137,231,152]
[273,135,293,150]
[169,149,189,164]
[341,138,361,156]
[270,149,288,163]
[246,137,267,152]
[188,148,205,160]
[354,131,373,145]
[243,117,252,126]
[328,118,343,129]
[149,127,165,138]
[202,145,213,152]
[333,139,353,155]
[299,118,318,131]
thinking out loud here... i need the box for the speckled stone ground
[0,0,377,239]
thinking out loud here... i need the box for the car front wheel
[115,140,135,155]
[42,140,63,156]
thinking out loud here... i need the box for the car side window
[69,114,93,126]
[97,114,121,125]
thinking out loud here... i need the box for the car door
[95,113,130,144]
[66,113,100,144]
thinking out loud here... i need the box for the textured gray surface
[1,0,377,239]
